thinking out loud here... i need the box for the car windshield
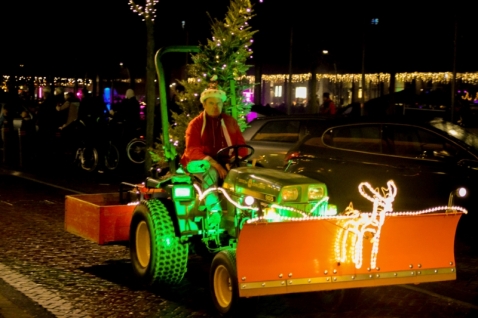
[429,119,478,151]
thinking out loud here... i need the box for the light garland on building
[255,72,478,85]
[1,75,93,91]
[6,68,478,95]
[188,72,478,85]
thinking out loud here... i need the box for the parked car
[284,116,478,214]
[243,115,327,169]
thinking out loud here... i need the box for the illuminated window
[395,81,404,92]
[274,86,282,97]
[296,87,307,99]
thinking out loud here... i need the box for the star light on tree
[128,0,159,21]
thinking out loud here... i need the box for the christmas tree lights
[150,0,257,162]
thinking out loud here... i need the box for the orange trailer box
[65,193,135,244]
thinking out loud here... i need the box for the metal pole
[287,26,293,115]
[361,29,366,116]
[155,46,200,173]
[230,80,237,120]
[451,16,458,123]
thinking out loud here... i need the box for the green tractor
[125,47,464,316]
[129,145,335,312]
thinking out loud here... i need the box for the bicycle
[93,116,121,171]
[126,136,146,164]
[78,144,99,172]
[56,119,99,172]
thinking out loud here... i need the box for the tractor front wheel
[130,199,188,286]
[210,250,240,316]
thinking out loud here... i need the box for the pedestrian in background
[37,87,58,137]
[0,105,15,164]
[319,92,336,116]
[110,88,141,138]
[56,92,80,130]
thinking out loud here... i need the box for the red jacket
[180,112,247,167]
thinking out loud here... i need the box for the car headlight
[308,185,325,200]
[281,187,299,201]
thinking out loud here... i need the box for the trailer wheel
[130,199,188,286]
[317,288,361,312]
[210,249,240,315]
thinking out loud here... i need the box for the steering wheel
[215,144,255,169]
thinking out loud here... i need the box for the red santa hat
[200,75,227,103]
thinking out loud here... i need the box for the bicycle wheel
[80,146,98,172]
[126,138,146,164]
[104,143,120,170]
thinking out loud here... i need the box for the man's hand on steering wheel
[215,144,255,170]
[211,160,228,179]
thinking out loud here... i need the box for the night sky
[1,0,477,78]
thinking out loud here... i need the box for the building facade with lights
[3,71,478,116]
[245,72,478,113]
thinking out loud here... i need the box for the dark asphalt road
[2,164,478,317]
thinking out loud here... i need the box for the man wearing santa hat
[180,76,247,214]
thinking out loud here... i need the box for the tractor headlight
[308,185,325,200]
[281,187,299,201]
[172,185,194,201]
[244,196,255,206]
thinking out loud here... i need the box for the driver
[180,76,247,212]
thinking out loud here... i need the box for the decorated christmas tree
[151,0,257,165]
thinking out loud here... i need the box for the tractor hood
[223,167,328,204]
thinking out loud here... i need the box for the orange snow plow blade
[236,210,463,297]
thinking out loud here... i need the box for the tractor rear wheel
[130,199,188,286]
[210,249,240,316]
